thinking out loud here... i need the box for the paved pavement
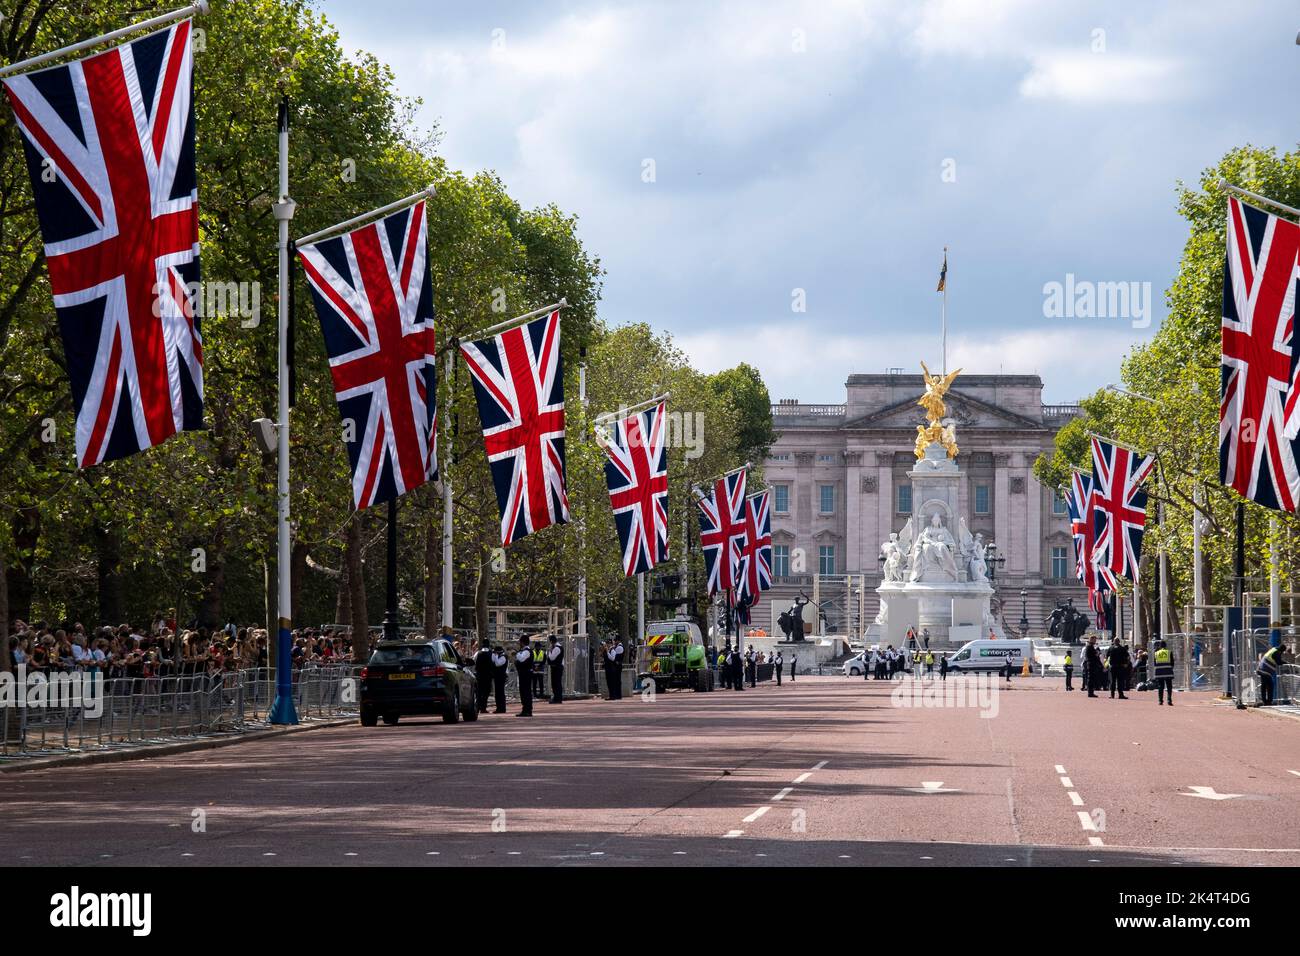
[2,674,1297,866]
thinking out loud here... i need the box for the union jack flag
[3,20,203,467]
[1090,436,1155,583]
[696,468,747,598]
[460,310,569,546]
[735,491,773,609]
[1068,470,1116,596]
[597,401,669,577]
[297,201,437,509]
[1220,195,1300,511]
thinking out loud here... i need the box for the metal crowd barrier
[1229,628,1297,707]
[0,665,358,762]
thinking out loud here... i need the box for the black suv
[359,639,478,726]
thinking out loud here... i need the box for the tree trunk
[0,545,10,672]
[474,547,491,647]
[93,521,123,626]
[197,542,225,629]
[424,509,439,638]
[6,509,39,623]
[290,541,309,623]
[346,514,369,660]
[335,559,351,626]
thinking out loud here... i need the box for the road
[2,674,1298,866]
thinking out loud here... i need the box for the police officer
[1257,643,1286,706]
[491,645,509,713]
[1084,635,1103,698]
[547,634,564,704]
[604,637,625,700]
[1152,639,1175,706]
[745,645,756,687]
[514,637,534,717]
[474,640,494,713]
[730,645,744,691]
[1063,649,1074,692]
[790,650,797,682]
[1106,639,1131,699]
[532,641,547,699]
[774,650,784,686]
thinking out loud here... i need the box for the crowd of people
[4,614,358,681]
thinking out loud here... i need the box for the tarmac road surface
[2,674,1297,866]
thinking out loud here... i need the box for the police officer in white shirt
[491,646,509,713]
[514,637,534,717]
[774,650,784,686]
[546,635,564,704]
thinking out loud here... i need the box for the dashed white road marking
[1287,770,1300,778]
[810,760,828,771]
[1068,791,1084,806]
[726,761,826,837]
[1055,765,1068,774]
[1179,786,1242,801]
[772,787,793,801]
[723,830,743,839]
[1077,811,1099,832]
[1059,776,1073,788]
[792,772,812,784]
[743,806,771,824]
[1089,837,1105,847]
[263,852,276,857]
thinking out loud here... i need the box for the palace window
[1051,546,1069,579]
[773,545,790,578]
[819,484,835,514]
[773,485,790,514]
[818,545,836,576]
[1052,489,1069,515]
[817,453,835,463]
[974,483,990,515]
[897,485,912,515]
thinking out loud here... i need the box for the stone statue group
[880,510,989,585]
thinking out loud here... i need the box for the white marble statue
[881,532,907,583]
[958,518,989,584]
[908,511,960,583]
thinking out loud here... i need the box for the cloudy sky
[319,0,1298,404]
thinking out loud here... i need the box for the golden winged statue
[914,362,962,459]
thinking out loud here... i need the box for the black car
[359,638,478,726]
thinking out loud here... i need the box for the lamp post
[1019,588,1030,639]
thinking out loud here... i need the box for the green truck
[640,619,714,693]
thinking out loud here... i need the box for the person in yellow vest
[1063,649,1074,691]
[532,643,547,698]
[924,650,935,676]
[1152,640,1175,706]
[1257,644,1287,706]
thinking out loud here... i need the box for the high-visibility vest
[1064,653,1073,667]
[1258,646,1283,676]
[1153,647,1173,678]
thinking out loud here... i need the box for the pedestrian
[925,649,935,676]
[604,637,625,700]
[745,645,757,688]
[491,645,509,713]
[1062,649,1074,692]
[790,651,797,682]
[547,634,564,704]
[938,654,948,681]
[1002,653,1014,683]
[514,637,534,717]
[532,641,547,699]
[923,628,931,650]
[1084,636,1103,698]
[1257,644,1286,706]
[1107,639,1130,700]
[1133,647,1149,687]
[774,650,784,686]
[474,640,494,713]
[730,646,745,691]
[1152,639,1174,706]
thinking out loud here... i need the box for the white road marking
[1055,765,1068,774]
[344,852,357,857]
[1089,837,1105,847]
[909,781,959,793]
[1179,786,1243,801]
[792,772,812,784]
[181,853,194,857]
[743,806,771,823]
[673,851,687,855]
[1060,776,1073,788]
[426,851,440,856]
[723,830,743,839]
[1077,811,1099,832]
[1288,770,1300,778]
[810,760,828,771]
[263,852,276,857]
[589,851,604,856]
[919,855,934,860]
[772,787,793,801]
[1068,791,1084,806]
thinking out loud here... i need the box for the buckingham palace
[760,371,1088,638]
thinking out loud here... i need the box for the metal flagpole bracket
[1219,180,1300,222]
[693,461,751,496]
[592,391,671,425]
[295,184,436,248]
[0,1,210,79]
[462,298,568,343]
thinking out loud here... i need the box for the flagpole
[592,392,672,424]
[383,498,400,641]
[0,1,209,78]
[441,352,454,631]
[941,245,948,375]
[294,185,436,248]
[578,358,588,655]
[1219,180,1300,221]
[270,96,298,725]
[637,572,645,647]
[463,298,567,342]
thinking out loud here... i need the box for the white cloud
[1019,51,1186,103]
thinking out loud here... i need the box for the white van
[945,639,1033,672]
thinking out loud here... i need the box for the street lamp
[1019,588,1030,638]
